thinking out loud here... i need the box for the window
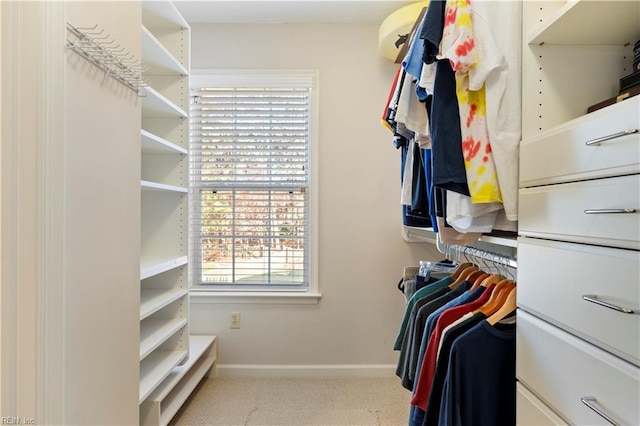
[189,71,317,293]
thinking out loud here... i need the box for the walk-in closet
[1,1,638,425]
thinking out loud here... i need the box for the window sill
[189,290,322,305]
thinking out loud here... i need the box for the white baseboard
[216,364,397,378]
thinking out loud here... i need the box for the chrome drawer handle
[583,208,637,214]
[581,397,619,425]
[585,129,639,146]
[582,295,636,314]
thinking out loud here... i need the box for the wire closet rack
[66,22,148,94]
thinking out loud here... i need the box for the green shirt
[393,276,454,350]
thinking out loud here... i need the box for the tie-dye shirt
[438,0,503,204]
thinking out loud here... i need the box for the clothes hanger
[469,271,490,290]
[479,273,504,288]
[473,252,506,289]
[472,280,515,316]
[448,264,478,289]
[487,287,517,325]
[463,269,486,287]
[449,262,472,279]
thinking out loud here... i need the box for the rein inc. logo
[1,418,35,425]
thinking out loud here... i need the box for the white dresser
[517,94,640,425]
[517,3,640,423]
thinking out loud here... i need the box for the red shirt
[411,283,497,409]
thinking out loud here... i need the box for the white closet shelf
[147,335,216,401]
[142,26,188,76]
[141,180,188,193]
[140,336,217,426]
[480,234,518,248]
[403,226,437,244]
[140,318,188,361]
[141,130,188,155]
[140,288,188,320]
[141,255,188,280]
[142,0,189,30]
[142,86,187,119]
[140,350,188,404]
[403,226,517,248]
[528,0,640,45]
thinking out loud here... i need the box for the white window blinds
[190,73,314,290]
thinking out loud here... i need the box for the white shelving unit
[140,1,216,423]
[140,0,190,409]
[140,335,218,426]
[517,2,640,424]
[522,0,639,138]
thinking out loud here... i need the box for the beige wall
[64,2,141,423]
[189,23,441,368]
[2,2,141,422]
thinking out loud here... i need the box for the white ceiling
[173,0,417,25]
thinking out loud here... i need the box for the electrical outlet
[230,311,241,329]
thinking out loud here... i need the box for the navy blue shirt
[438,321,516,426]
[420,0,470,196]
[399,137,432,228]
[422,313,487,426]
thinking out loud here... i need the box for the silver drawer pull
[583,208,637,214]
[582,295,636,314]
[585,129,639,146]
[581,397,619,425]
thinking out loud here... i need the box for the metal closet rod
[435,233,517,270]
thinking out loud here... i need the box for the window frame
[189,70,320,303]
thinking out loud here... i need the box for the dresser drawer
[517,310,640,425]
[519,174,640,250]
[520,97,640,187]
[517,382,568,425]
[518,237,640,366]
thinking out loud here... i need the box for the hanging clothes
[412,283,499,409]
[403,276,516,426]
[393,275,454,351]
[382,0,522,237]
[393,256,517,426]
[482,1,522,222]
[437,320,516,426]
[440,0,504,205]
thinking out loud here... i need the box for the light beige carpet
[169,377,412,426]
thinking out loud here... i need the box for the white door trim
[1,1,66,423]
